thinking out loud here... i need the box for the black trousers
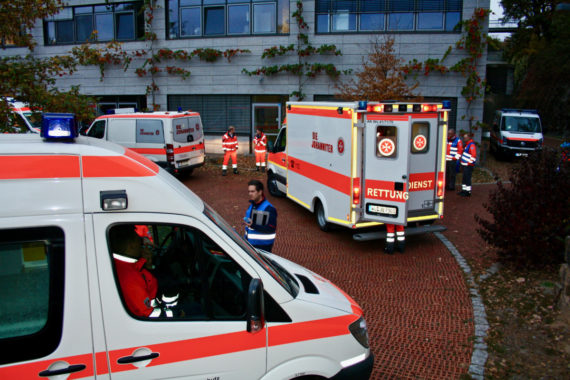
[445,160,458,190]
[462,165,473,192]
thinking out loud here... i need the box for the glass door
[252,103,281,144]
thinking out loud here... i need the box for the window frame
[315,0,464,34]
[44,2,142,46]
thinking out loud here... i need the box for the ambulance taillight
[437,173,445,198]
[166,144,175,164]
[353,185,361,205]
[422,104,438,112]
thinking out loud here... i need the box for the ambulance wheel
[315,201,330,232]
[267,172,285,197]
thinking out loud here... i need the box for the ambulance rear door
[407,113,441,219]
[361,113,410,225]
[171,115,205,170]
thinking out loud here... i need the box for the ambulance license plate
[367,203,398,216]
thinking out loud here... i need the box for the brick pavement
[182,164,497,379]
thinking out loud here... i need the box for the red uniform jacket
[253,133,267,153]
[113,253,158,317]
[222,132,238,152]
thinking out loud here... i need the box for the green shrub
[476,147,570,268]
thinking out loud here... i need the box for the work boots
[233,168,239,175]
[384,242,395,254]
[222,169,227,176]
[261,166,265,173]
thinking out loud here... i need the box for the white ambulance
[0,115,373,379]
[490,108,543,158]
[3,97,41,133]
[86,110,205,175]
[267,101,449,241]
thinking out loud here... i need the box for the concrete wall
[1,0,489,140]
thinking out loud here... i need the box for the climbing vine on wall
[69,0,250,110]
[401,8,493,132]
[242,0,351,100]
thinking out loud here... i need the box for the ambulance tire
[315,201,331,232]
[267,172,285,197]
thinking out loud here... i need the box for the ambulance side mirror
[267,140,275,153]
[246,278,265,334]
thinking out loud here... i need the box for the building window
[44,2,143,45]
[167,0,288,38]
[316,0,463,33]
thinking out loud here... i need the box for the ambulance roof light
[358,101,367,110]
[40,113,78,140]
[100,190,128,211]
[442,100,451,109]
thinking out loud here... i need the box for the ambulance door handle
[117,352,159,364]
[38,364,86,377]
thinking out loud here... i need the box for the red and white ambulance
[0,114,373,379]
[267,101,449,241]
[86,110,205,175]
[3,97,41,133]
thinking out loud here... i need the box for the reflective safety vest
[460,141,477,166]
[222,132,238,152]
[253,133,267,153]
[245,198,277,248]
[446,136,463,161]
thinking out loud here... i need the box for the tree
[501,0,570,135]
[0,0,96,132]
[335,37,419,101]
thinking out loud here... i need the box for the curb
[434,232,489,380]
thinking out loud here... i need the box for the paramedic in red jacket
[253,128,267,172]
[110,225,162,317]
[445,128,463,191]
[222,126,239,176]
[459,133,477,197]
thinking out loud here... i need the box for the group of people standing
[446,129,477,197]
[221,126,267,176]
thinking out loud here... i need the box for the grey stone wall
[1,0,489,137]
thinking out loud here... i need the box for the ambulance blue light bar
[41,113,78,140]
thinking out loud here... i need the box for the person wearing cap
[244,180,277,252]
[222,126,239,176]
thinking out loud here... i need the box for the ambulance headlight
[41,113,78,140]
[348,317,369,348]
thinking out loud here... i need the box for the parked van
[0,115,373,379]
[3,97,41,133]
[490,109,543,158]
[86,109,205,175]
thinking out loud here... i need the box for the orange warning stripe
[0,151,159,180]
[131,142,205,156]
[288,155,351,196]
[287,106,353,119]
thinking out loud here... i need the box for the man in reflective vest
[459,133,477,197]
[244,179,277,252]
[253,128,267,172]
[222,126,239,176]
[445,128,463,191]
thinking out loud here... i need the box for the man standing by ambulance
[445,128,463,191]
[253,128,267,172]
[222,126,238,176]
[244,179,277,252]
[459,133,477,196]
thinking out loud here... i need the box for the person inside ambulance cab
[110,225,172,318]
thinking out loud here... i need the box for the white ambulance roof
[96,111,200,119]
[0,134,204,218]
[500,110,540,118]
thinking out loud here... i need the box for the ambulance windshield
[203,203,299,297]
[502,116,541,133]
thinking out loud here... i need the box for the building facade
[2,0,489,151]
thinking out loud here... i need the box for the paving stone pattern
[182,167,497,379]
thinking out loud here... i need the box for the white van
[3,97,41,133]
[86,110,205,175]
[490,108,543,158]
[0,116,373,379]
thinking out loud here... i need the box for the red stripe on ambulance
[288,156,351,196]
[408,172,436,192]
[287,107,353,119]
[0,353,94,379]
[0,156,80,179]
[365,179,408,203]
